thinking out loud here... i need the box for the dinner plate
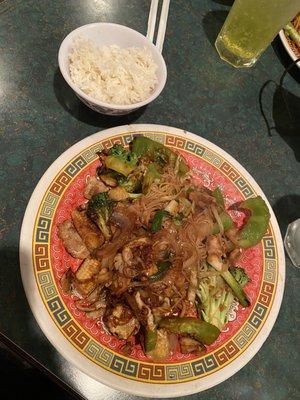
[279,29,300,69]
[20,124,285,397]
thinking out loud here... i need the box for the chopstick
[147,0,159,43]
[156,0,170,53]
[147,0,170,53]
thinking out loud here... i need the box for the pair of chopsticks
[147,0,170,53]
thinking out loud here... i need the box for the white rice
[69,37,158,105]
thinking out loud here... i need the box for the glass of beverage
[284,218,300,268]
[215,0,300,68]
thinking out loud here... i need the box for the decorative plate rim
[19,124,285,397]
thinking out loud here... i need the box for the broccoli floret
[105,144,138,177]
[207,255,250,307]
[119,166,144,193]
[87,192,115,240]
[108,144,126,157]
[229,266,251,288]
[197,275,234,331]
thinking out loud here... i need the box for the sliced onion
[211,204,224,235]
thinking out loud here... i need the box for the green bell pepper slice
[238,196,270,248]
[144,328,158,353]
[212,212,233,234]
[158,316,220,345]
[212,186,225,208]
[131,136,188,174]
[151,210,170,233]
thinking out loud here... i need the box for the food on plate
[284,13,300,56]
[58,137,270,360]
[69,37,158,105]
[58,220,90,259]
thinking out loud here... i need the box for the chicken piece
[84,176,108,199]
[75,287,107,319]
[100,174,117,187]
[57,220,90,259]
[108,187,129,201]
[71,209,104,253]
[122,237,152,267]
[228,248,242,266]
[225,225,239,246]
[179,337,204,354]
[206,235,224,258]
[110,273,131,296]
[105,304,140,340]
[76,258,101,281]
[61,269,73,293]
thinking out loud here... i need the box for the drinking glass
[215,0,300,68]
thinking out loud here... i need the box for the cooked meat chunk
[71,209,104,252]
[105,304,140,340]
[108,187,129,201]
[61,269,73,293]
[84,176,108,199]
[179,336,203,354]
[57,220,90,259]
[75,258,101,281]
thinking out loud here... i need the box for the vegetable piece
[142,163,161,193]
[212,212,233,234]
[207,256,250,307]
[178,198,192,217]
[164,200,179,216]
[87,192,115,240]
[131,137,188,173]
[212,186,225,208]
[144,328,157,353]
[158,316,220,345]
[148,260,172,281]
[177,157,189,176]
[284,22,300,47]
[173,213,184,226]
[238,196,270,248]
[229,266,251,288]
[120,173,143,193]
[197,275,234,330]
[105,144,138,177]
[131,136,169,163]
[151,210,170,233]
[145,329,170,360]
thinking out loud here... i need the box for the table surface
[1,0,300,399]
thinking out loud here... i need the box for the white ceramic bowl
[279,29,300,69]
[58,23,167,115]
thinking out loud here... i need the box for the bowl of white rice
[58,23,167,115]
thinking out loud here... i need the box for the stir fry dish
[58,137,270,360]
[284,13,300,56]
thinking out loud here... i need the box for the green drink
[215,0,300,67]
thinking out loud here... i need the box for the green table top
[1,0,299,399]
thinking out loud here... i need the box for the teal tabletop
[1,0,300,399]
